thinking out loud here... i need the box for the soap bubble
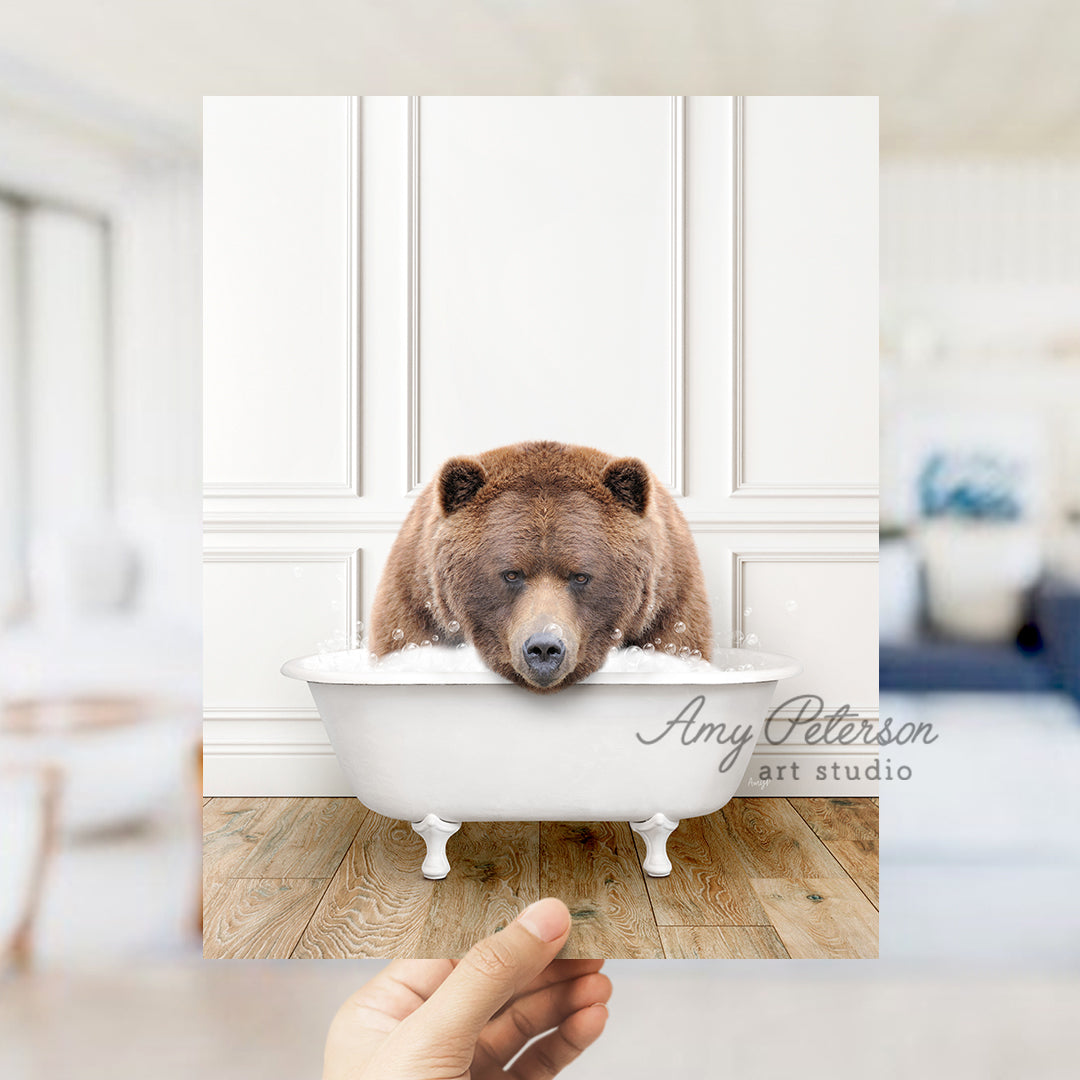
[391,628,404,642]
[599,644,720,675]
[448,620,461,633]
[611,628,623,641]
[674,621,686,634]
[432,634,439,642]
[424,600,432,611]
[744,607,752,618]
[544,623,564,637]
[301,634,792,681]
[744,633,760,648]
[785,600,798,613]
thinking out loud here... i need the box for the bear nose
[523,632,565,672]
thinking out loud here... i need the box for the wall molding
[404,95,688,497]
[203,97,361,500]
[204,510,880,533]
[202,740,876,798]
[405,95,422,495]
[203,546,361,718]
[205,740,334,756]
[204,511,407,533]
[203,707,321,721]
[729,95,878,501]
[731,548,879,718]
[668,95,687,496]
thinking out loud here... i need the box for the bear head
[430,443,659,693]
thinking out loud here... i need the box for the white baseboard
[203,742,879,799]
[203,742,353,797]
[736,751,880,797]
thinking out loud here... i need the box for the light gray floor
[881,691,1080,965]
[3,961,1080,1079]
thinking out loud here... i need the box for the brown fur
[369,441,712,692]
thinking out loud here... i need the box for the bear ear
[438,457,487,515]
[602,457,650,515]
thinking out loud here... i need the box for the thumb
[401,898,572,1055]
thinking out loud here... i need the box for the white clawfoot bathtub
[281,649,801,879]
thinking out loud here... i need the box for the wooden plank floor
[203,797,878,960]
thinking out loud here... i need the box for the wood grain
[203,878,329,959]
[719,798,847,879]
[203,803,266,885]
[207,797,270,813]
[633,812,770,926]
[659,925,790,959]
[821,839,878,909]
[750,877,878,959]
[203,797,879,960]
[294,817,538,958]
[788,797,878,841]
[540,822,663,959]
[232,797,366,879]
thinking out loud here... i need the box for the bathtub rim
[280,648,802,687]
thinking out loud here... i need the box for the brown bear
[369,441,712,692]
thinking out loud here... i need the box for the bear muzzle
[521,631,566,686]
[509,614,580,690]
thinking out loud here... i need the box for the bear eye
[571,572,591,585]
[502,570,523,583]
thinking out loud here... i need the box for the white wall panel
[737,96,878,496]
[203,549,359,717]
[203,96,356,493]
[737,552,878,714]
[412,96,680,489]
[203,96,879,796]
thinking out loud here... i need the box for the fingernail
[517,898,570,942]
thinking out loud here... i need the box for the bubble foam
[297,642,780,678]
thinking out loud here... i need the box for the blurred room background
[0,46,202,972]
[879,154,1080,965]
[2,1,1079,1077]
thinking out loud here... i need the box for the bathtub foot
[412,813,461,879]
[630,813,679,877]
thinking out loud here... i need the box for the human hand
[323,898,610,1079]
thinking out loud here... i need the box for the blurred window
[0,194,111,624]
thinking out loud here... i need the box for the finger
[490,958,605,1018]
[477,971,612,1064]
[508,1003,609,1079]
[341,959,455,1030]
[399,898,572,1053]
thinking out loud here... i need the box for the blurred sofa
[880,576,1080,700]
